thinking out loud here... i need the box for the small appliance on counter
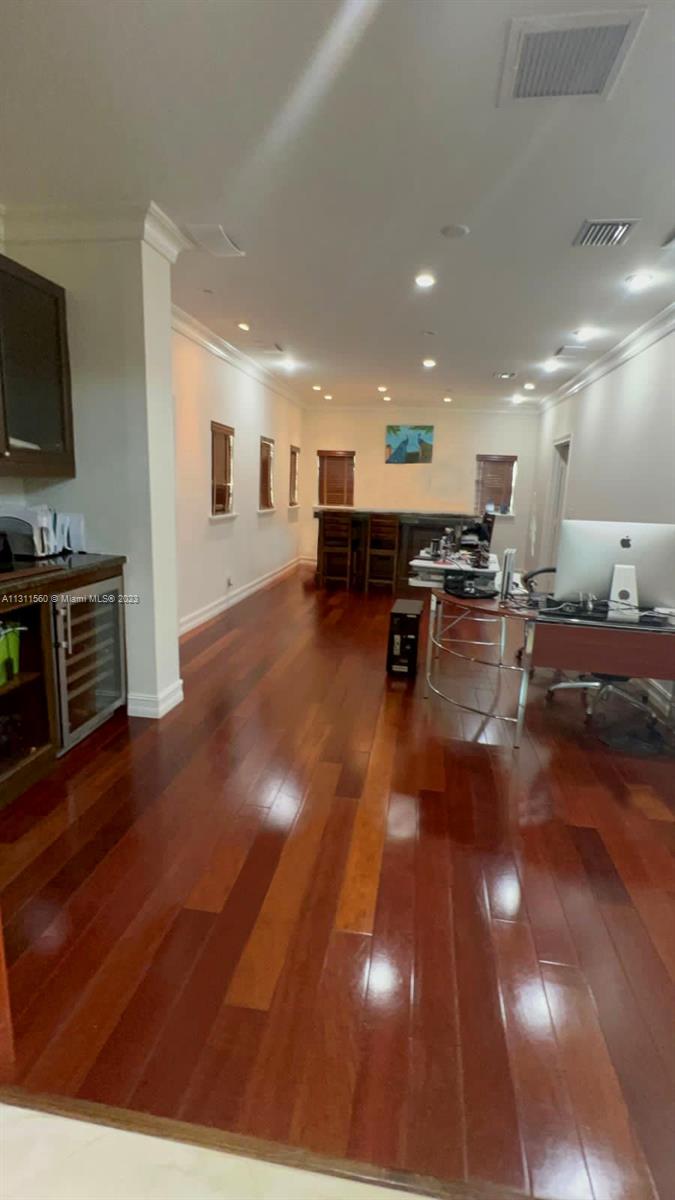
[0,505,86,558]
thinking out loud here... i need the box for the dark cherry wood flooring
[1,569,674,1199]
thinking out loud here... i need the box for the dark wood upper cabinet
[0,252,75,477]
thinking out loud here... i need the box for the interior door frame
[545,435,572,566]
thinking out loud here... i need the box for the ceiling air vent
[185,224,245,258]
[497,11,645,105]
[573,218,638,247]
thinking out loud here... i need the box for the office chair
[546,673,653,721]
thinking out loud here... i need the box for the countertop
[0,553,126,605]
[313,507,477,520]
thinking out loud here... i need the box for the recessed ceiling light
[323,393,333,400]
[377,386,388,392]
[443,396,453,403]
[422,358,436,369]
[542,358,561,373]
[573,325,600,342]
[415,272,436,289]
[493,371,516,381]
[312,384,321,391]
[383,396,392,402]
[625,271,654,293]
[237,321,251,332]
[441,223,470,239]
[511,393,524,405]
[523,382,536,391]
[282,355,297,371]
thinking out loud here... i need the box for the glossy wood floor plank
[541,961,657,1200]
[1,569,674,1200]
[226,761,341,1010]
[491,917,593,1200]
[335,691,403,935]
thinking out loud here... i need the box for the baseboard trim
[179,558,301,635]
[127,679,184,719]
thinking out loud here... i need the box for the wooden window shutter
[289,445,300,505]
[259,437,275,509]
[318,450,355,506]
[475,454,517,514]
[211,421,234,514]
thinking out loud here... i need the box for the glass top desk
[424,589,675,749]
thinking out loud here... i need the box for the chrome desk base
[424,591,535,749]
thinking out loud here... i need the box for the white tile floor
[0,1103,430,1200]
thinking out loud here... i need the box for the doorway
[547,437,571,564]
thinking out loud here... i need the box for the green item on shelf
[0,623,23,686]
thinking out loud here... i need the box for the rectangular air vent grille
[573,219,638,247]
[498,11,645,105]
[514,24,630,97]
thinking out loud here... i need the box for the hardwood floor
[1,568,674,1199]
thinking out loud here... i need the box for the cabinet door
[0,253,74,477]
[54,577,126,750]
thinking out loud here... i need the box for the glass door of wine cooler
[54,575,126,750]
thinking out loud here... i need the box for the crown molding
[144,202,193,262]
[171,306,305,409]
[540,302,675,412]
[2,202,192,262]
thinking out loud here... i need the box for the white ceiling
[1,0,674,411]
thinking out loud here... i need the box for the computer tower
[387,599,424,678]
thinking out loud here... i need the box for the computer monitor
[554,520,675,609]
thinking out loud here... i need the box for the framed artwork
[385,424,434,464]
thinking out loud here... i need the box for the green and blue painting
[385,425,434,464]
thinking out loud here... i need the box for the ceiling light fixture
[377,386,387,393]
[511,393,524,405]
[237,321,251,332]
[415,272,436,289]
[422,358,436,369]
[312,385,321,391]
[441,223,470,239]
[383,396,392,402]
[493,371,515,380]
[323,393,333,400]
[625,271,654,293]
[443,396,453,403]
[523,382,535,391]
[542,358,561,373]
[281,355,297,372]
[573,325,600,342]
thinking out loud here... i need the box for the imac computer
[554,520,675,614]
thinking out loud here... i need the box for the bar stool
[365,515,399,594]
[318,512,353,588]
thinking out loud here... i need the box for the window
[211,421,234,515]
[317,450,355,506]
[259,436,275,509]
[475,454,517,515]
[289,445,300,506]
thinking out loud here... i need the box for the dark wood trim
[317,449,356,458]
[476,454,517,463]
[0,1088,533,1200]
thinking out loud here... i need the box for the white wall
[173,320,303,632]
[299,405,540,566]
[2,233,182,716]
[531,321,675,567]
